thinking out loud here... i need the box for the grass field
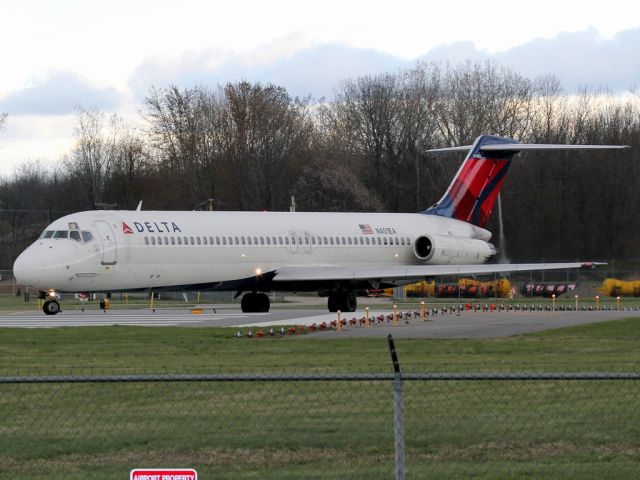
[1,319,639,478]
[1,316,639,375]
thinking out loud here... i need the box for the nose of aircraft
[13,249,44,287]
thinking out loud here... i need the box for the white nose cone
[13,249,44,287]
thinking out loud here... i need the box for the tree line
[1,61,639,268]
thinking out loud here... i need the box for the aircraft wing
[273,262,601,283]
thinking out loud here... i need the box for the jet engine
[413,234,496,265]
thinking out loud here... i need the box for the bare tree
[64,107,118,207]
[432,61,534,144]
[145,85,222,208]
[217,81,314,210]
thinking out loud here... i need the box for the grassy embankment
[0,319,639,478]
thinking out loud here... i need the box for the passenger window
[365,237,370,245]
[202,237,207,245]
[241,236,246,245]
[291,236,296,245]
[395,238,399,246]
[216,236,221,245]
[359,237,364,245]
[305,236,309,245]
[144,237,149,245]
[164,237,169,245]
[171,237,175,245]
[347,237,352,245]
[341,237,346,245]
[183,236,188,245]
[278,236,283,245]
[266,237,271,245]
[311,237,316,245]
[197,237,202,245]
[248,237,253,245]
[330,237,334,245]
[384,237,388,245]
[298,236,303,244]
[209,236,214,245]
[254,236,258,244]
[157,236,162,245]
[190,236,195,245]
[177,237,182,245]
[378,238,382,245]
[260,237,264,245]
[222,237,226,245]
[151,237,156,245]
[70,231,81,242]
[285,237,290,245]
[323,236,328,244]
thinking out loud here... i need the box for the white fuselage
[13,210,494,293]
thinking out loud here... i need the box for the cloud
[0,71,123,115]
[129,27,640,101]
[419,28,640,92]
[129,37,410,100]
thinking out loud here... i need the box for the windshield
[40,229,94,243]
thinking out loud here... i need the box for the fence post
[387,335,405,480]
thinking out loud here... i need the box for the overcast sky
[1,0,639,174]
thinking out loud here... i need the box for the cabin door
[94,221,117,265]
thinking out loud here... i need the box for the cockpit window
[41,228,94,243]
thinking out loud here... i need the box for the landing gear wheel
[43,300,61,315]
[256,293,270,312]
[241,292,271,313]
[328,294,340,312]
[344,294,357,312]
[327,292,357,312]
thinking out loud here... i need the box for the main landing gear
[327,291,357,312]
[241,292,270,313]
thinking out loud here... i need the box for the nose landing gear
[41,289,61,315]
[43,299,61,315]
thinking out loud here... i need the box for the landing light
[255,268,262,276]
[48,289,56,299]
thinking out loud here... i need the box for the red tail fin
[423,135,516,228]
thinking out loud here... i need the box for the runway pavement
[0,305,638,338]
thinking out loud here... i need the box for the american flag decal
[359,224,374,234]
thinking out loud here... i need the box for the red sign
[130,469,197,480]
[122,222,134,234]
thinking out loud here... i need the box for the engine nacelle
[414,234,496,265]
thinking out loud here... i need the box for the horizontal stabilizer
[428,143,629,153]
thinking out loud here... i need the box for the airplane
[12,134,628,315]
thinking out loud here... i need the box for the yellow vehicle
[600,279,640,297]
[372,278,511,298]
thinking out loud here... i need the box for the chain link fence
[1,343,639,479]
